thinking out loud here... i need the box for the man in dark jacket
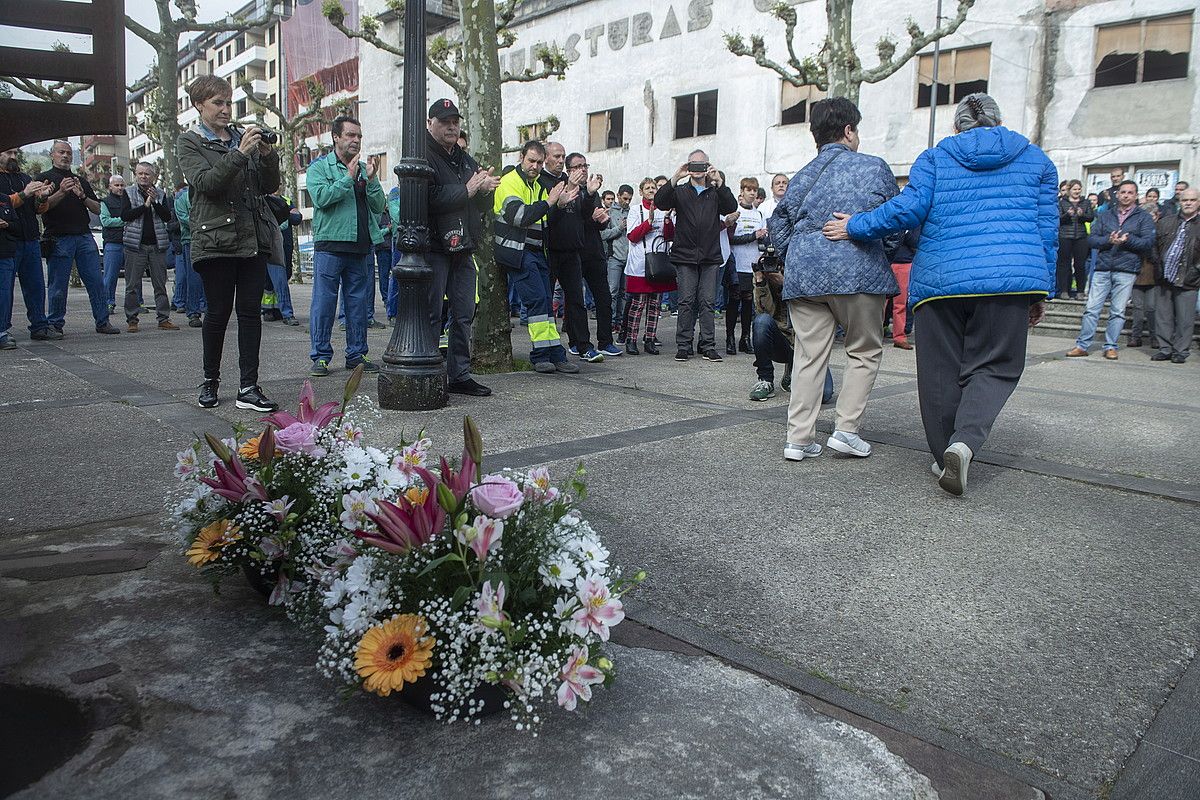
[426,98,500,396]
[0,148,54,342]
[119,161,177,332]
[1067,180,1156,359]
[654,149,737,361]
[1149,187,1199,363]
[538,143,604,362]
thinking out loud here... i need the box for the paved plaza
[1,283,1198,799]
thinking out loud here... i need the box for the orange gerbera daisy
[186,519,242,567]
[354,614,435,696]
[238,436,262,461]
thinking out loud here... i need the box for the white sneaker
[939,442,973,496]
[931,462,943,478]
[826,430,872,457]
[784,442,822,461]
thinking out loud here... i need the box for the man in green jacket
[305,115,385,376]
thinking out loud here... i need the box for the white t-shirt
[731,205,766,273]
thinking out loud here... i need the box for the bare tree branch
[854,0,976,83]
[724,33,826,89]
[124,15,162,47]
[500,45,568,84]
[182,1,280,34]
[0,75,91,103]
[127,74,159,95]
[323,0,463,91]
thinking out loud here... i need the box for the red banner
[281,0,359,115]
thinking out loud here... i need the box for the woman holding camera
[621,177,675,354]
[177,74,281,411]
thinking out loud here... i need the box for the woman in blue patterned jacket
[823,93,1057,497]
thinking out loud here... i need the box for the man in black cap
[426,98,501,396]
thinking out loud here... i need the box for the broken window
[916,45,990,108]
[587,107,624,151]
[781,82,825,125]
[674,90,718,139]
[1095,14,1191,87]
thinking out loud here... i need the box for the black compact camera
[686,161,710,173]
[232,124,279,145]
[754,241,781,272]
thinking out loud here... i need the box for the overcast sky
[125,0,250,81]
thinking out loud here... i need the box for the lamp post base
[378,363,447,411]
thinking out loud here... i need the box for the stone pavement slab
[540,419,1200,792]
[2,520,937,800]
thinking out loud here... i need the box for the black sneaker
[235,385,279,412]
[702,349,723,362]
[448,378,493,397]
[95,322,121,335]
[675,349,690,361]
[198,380,219,408]
[310,359,330,377]
[188,314,203,328]
[283,316,300,326]
[348,357,380,374]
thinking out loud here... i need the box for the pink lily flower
[199,453,269,503]
[438,450,476,505]
[570,575,625,641]
[462,515,503,562]
[262,380,342,430]
[557,645,604,711]
[475,580,508,629]
[354,477,447,554]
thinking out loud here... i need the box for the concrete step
[1033,297,1200,342]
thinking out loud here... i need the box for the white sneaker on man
[826,430,872,457]
[784,442,822,461]
[939,442,973,496]
[931,462,943,478]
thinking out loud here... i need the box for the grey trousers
[1154,284,1198,359]
[915,295,1030,466]
[427,251,476,382]
[124,245,170,323]
[674,261,719,351]
[1127,284,1157,343]
[607,256,625,320]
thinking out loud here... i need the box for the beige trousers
[786,293,887,445]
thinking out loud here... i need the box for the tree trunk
[153,26,184,188]
[824,0,859,103]
[460,0,513,372]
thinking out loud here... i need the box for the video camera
[754,240,782,273]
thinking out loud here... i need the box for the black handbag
[641,206,675,283]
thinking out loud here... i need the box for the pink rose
[470,474,524,519]
[274,422,325,457]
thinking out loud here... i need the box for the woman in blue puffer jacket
[823,93,1058,497]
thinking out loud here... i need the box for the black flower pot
[398,673,509,718]
[241,563,278,599]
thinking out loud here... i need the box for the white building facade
[366,0,1198,199]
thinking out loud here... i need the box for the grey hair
[954,93,1002,132]
[135,161,159,175]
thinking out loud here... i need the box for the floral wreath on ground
[170,368,643,730]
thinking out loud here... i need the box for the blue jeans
[265,262,293,318]
[6,240,48,334]
[337,246,392,323]
[178,243,206,315]
[102,242,127,307]
[310,250,371,365]
[47,234,108,329]
[509,249,565,365]
[751,312,833,402]
[168,242,185,308]
[1075,270,1135,352]
[384,247,398,320]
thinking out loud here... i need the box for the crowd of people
[2,76,1197,496]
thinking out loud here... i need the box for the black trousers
[725,271,753,340]
[580,250,613,349]
[549,249,588,351]
[915,295,1030,466]
[195,254,267,387]
[1056,237,1089,297]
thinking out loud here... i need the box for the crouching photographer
[748,242,834,403]
[177,74,283,413]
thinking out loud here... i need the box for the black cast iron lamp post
[378,0,448,410]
